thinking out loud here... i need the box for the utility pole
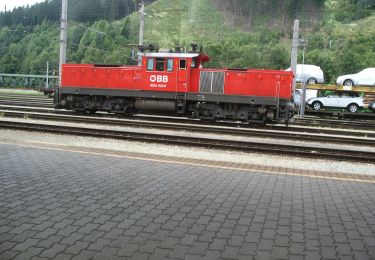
[138,0,145,65]
[46,61,49,89]
[59,0,68,86]
[299,39,308,118]
[139,1,145,46]
[290,20,299,94]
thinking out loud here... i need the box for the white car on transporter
[336,68,375,87]
[306,92,364,113]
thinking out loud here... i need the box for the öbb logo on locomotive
[150,75,168,83]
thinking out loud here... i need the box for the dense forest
[1,0,373,27]
[0,0,374,84]
[0,0,156,25]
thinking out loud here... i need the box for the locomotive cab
[140,52,208,93]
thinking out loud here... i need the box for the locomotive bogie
[58,91,291,123]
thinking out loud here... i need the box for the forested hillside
[0,0,156,25]
[0,0,374,83]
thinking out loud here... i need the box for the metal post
[138,1,145,65]
[139,1,145,46]
[46,61,49,89]
[290,20,299,94]
[300,45,307,118]
[59,0,68,86]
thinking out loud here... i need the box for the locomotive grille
[199,71,224,94]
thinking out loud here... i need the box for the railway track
[295,117,375,130]
[1,93,375,130]
[0,110,374,163]
[0,118,374,163]
[1,101,375,132]
[0,109,374,145]
[0,94,53,108]
[306,110,375,120]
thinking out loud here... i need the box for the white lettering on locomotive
[150,75,168,83]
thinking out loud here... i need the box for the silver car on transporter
[286,64,325,84]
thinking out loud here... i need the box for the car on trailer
[306,92,364,113]
[336,68,375,87]
[286,64,324,84]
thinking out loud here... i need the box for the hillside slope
[0,0,373,84]
[128,0,227,47]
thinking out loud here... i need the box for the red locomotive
[56,48,294,123]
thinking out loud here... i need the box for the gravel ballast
[0,128,374,176]
[1,117,375,153]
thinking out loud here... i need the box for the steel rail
[0,93,47,98]
[1,93,375,117]
[0,96,374,130]
[0,119,374,164]
[0,100,52,105]
[0,96,53,103]
[295,117,375,130]
[0,106,375,137]
[1,110,375,147]
[0,102,53,108]
[0,97,52,102]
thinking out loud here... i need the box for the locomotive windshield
[179,60,186,70]
[167,59,173,72]
[156,58,165,71]
[147,59,154,71]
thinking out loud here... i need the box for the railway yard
[1,0,374,259]
[1,90,375,260]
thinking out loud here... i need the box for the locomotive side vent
[199,71,224,94]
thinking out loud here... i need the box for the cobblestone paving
[0,143,375,260]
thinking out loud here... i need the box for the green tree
[0,54,19,73]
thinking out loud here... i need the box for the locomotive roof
[142,52,200,58]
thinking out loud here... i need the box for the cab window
[179,59,187,70]
[167,59,173,72]
[147,59,154,71]
[156,58,165,71]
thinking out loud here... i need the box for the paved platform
[0,142,375,260]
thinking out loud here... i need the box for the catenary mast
[59,0,68,85]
